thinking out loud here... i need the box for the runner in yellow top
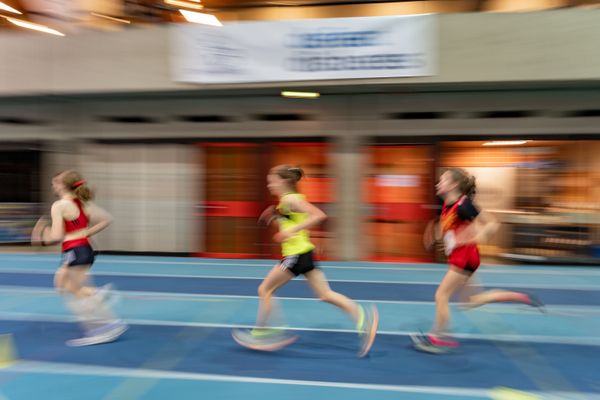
[277,191,314,257]
[232,165,378,357]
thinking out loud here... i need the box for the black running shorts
[62,245,96,267]
[280,250,317,276]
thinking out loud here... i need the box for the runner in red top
[32,170,126,346]
[412,168,544,353]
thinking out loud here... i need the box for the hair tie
[72,180,86,189]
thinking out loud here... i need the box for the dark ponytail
[448,168,476,199]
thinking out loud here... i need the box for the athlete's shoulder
[52,199,72,210]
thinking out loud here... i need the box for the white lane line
[5,361,600,400]
[2,255,600,275]
[0,269,598,290]
[2,312,600,346]
[2,285,600,315]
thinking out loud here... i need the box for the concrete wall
[0,10,599,96]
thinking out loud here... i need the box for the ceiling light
[179,9,222,26]
[281,91,320,99]
[0,2,21,14]
[267,1,300,5]
[90,12,131,24]
[482,140,530,146]
[166,0,204,10]
[4,17,64,36]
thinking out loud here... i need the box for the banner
[171,15,436,84]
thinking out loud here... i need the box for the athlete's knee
[258,283,273,299]
[318,290,336,303]
[257,284,266,298]
[62,281,79,296]
[54,279,65,291]
[54,268,66,290]
[462,295,475,305]
[435,288,450,305]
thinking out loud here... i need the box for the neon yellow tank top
[277,193,315,257]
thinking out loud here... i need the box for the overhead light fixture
[179,9,222,26]
[90,12,131,24]
[482,140,530,146]
[166,0,204,10]
[4,17,64,36]
[281,91,320,99]
[0,2,21,14]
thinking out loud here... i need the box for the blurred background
[1,0,600,265]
